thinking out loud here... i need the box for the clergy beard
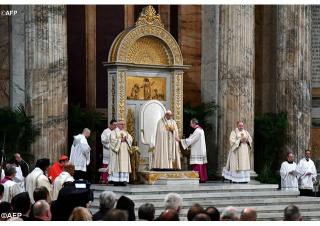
[305,157,309,161]
[287,160,293,164]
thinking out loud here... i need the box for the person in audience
[157,209,180,221]
[69,207,92,221]
[138,203,155,221]
[33,186,51,203]
[52,163,75,201]
[104,209,128,221]
[220,206,239,221]
[48,155,69,182]
[1,164,22,202]
[11,192,31,221]
[51,182,92,220]
[70,128,91,180]
[193,213,211,221]
[93,191,116,221]
[205,206,220,221]
[240,207,257,221]
[116,195,136,221]
[187,203,205,221]
[32,200,52,221]
[296,149,317,196]
[164,193,183,215]
[283,204,303,221]
[280,152,299,191]
[26,158,52,202]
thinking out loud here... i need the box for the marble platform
[138,170,199,185]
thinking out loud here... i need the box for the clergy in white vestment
[280,152,299,191]
[177,118,208,182]
[1,164,22,202]
[100,119,117,184]
[69,128,91,180]
[222,120,252,183]
[52,163,75,201]
[25,158,52,203]
[152,110,181,170]
[296,150,317,196]
[108,120,133,186]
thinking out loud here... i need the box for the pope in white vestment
[222,121,252,183]
[280,152,299,191]
[296,150,317,196]
[69,128,91,180]
[178,118,208,182]
[153,110,181,170]
[108,121,133,185]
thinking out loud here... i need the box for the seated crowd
[0,154,304,221]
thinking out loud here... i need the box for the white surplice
[296,158,317,190]
[101,128,112,164]
[25,167,52,202]
[280,161,299,191]
[70,134,91,172]
[181,127,207,165]
[2,179,22,202]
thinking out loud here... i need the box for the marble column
[201,5,220,173]
[85,5,96,109]
[275,6,311,161]
[218,6,255,174]
[10,5,26,108]
[0,5,10,107]
[25,5,68,162]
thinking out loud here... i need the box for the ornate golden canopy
[108,5,183,66]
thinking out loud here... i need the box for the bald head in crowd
[82,128,91,138]
[240,207,257,221]
[220,206,239,221]
[33,200,52,221]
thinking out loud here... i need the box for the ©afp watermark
[0,10,18,16]
[1,212,22,219]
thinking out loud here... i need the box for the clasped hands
[175,136,181,142]
[240,137,247,143]
[121,136,127,142]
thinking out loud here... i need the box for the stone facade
[2,5,318,173]
[25,5,68,161]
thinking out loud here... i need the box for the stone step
[91,183,279,195]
